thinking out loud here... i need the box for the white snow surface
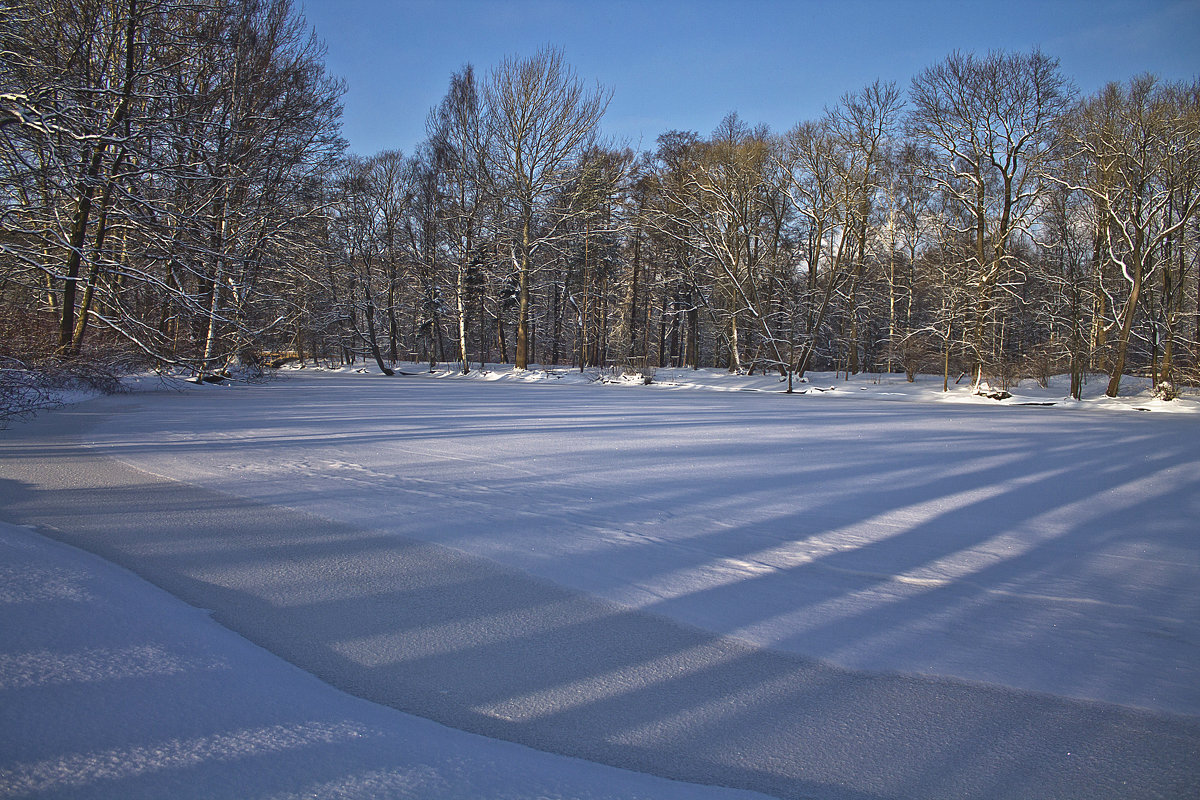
[89,365,1200,714]
[0,520,766,800]
[2,364,1199,799]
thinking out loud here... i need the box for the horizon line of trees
[4,0,1199,399]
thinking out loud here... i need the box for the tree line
[3,0,1198,399]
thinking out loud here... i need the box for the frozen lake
[3,368,1197,798]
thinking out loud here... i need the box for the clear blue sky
[299,0,1200,157]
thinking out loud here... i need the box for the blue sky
[299,0,1200,157]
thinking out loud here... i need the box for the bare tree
[327,155,397,375]
[482,46,609,369]
[1063,76,1200,396]
[909,49,1074,389]
[429,65,486,373]
[1,0,344,377]
[827,81,904,374]
[648,114,786,372]
[776,119,842,375]
[779,86,900,380]
[878,141,937,377]
[0,0,147,356]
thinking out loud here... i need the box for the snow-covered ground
[2,365,1198,798]
[398,361,1200,414]
[0,519,767,799]
[88,364,1200,711]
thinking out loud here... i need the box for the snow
[415,362,1200,414]
[85,365,1200,712]
[0,520,767,799]
[2,365,1198,799]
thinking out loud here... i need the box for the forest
[3,0,1199,409]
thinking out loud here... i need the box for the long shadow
[39,384,1200,712]
[40,384,1200,692]
[632,472,1199,709]
[4,469,1198,800]
[2,398,1200,799]
[532,406,1200,712]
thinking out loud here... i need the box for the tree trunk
[1106,256,1145,397]
[497,315,508,364]
[456,259,470,373]
[515,215,531,369]
[363,287,395,376]
[57,152,105,353]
